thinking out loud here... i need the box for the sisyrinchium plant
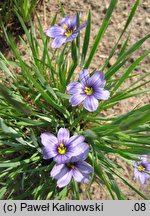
[0,0,150,199]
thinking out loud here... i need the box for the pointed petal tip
[83,96,98,112]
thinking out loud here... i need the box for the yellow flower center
[64,29,73,37]
[63,24,68,29]
[57,143,67,155]
[63,24,73,37]
[67,163,75,170]
[84,87,93,96]
[138,164,146,172]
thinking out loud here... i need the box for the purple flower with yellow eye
[46,15,87,48]
[40,128,89,164]
[133,155,150,184]
[67,70,110,112]
[50,158,93,188]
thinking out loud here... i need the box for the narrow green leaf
[102,0,140,70]
[0,84,31,115]
[18,63,66,114]
[105,34,150,79]
[113,171,149,199]
[0,118,20,138]
[66,62,78,84]
[84,0,117,68]
[15,10,31,45]
[129,72,150,88]
[71,40,78,63]
[106,172,124,200]
[51,13,58,26]
[0,156,40,168]
[59,1,65,17]
[118,35,130,57]
[81,10,91,66]
[113,50,150,92]
[88,154,115,199]
[28,0,37,16]
[0,187,7,199]
[120,109,150,131]
[0,60,15,80]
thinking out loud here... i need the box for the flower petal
[79,69,90,86]
[50,164,68,180]
[57,128,70,144]
[67,82,84,94]
[82,176,90,183]
[139,172,147,184]
[83,95,99,112]
[93,88,110,100]
[60,16,71,28]
[75,22,88,31]
[77,143,89,160]
[68,155,84,163]
[134,168,139,179]
[144,163,150,172]
[66,32,78,41]
[69,142,89,161]
[54,154,70,164]
[40,132,58,147]
[73,168,85,182]
[90,71,106,87]
[69,93,86,106]
[144,173,150,179]
[42,146,57,159]
[46,26,64,38]
[57,170,73,188]
[68,135,85,147]
[51,36,66,48]
[76,161,93,174]
[139,155,148,163]
[70,15,77,29]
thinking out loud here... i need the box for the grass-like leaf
[84,0,117,68]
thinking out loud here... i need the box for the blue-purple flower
[46,15,87,48]
[133,155,150,184]
[51,158,93,188]
[67,69,110,112]
[40,128,89,164]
